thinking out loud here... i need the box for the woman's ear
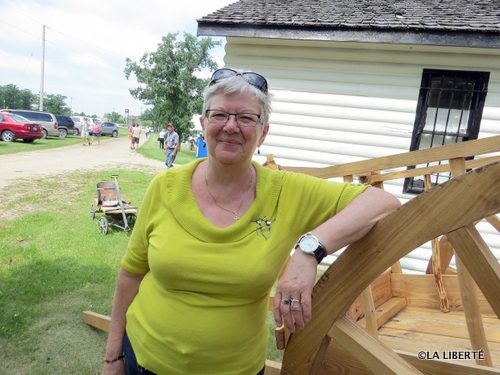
[258,123,270,147]
[199,116,206,131]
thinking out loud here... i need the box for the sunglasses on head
[209,68,268,94]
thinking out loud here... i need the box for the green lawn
[137,132,197,165]
[0,135,83,155]
[0,127,128,156]
[0,168,282,374]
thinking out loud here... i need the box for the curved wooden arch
[281,161,500,374]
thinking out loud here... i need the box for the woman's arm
[274,187,401,332]
[102,267,144,375]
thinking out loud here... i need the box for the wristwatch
[295,233,327,264]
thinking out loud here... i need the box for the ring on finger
[282,298,291,305]
[290,298,301,311]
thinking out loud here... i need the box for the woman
[102,68,400,375]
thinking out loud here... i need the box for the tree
[103,111,125,124]
[43,94,71,115]
[124,32,220,139]
[0,84,37,110]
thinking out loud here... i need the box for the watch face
[299,235,319,253]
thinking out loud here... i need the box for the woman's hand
[273,251,318,332]
[101,360,125,375]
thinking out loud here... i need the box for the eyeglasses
[209,68,268,94]
[205,109,261,127]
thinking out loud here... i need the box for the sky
[0,0,236,117]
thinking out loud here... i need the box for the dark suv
[55,115,77,137]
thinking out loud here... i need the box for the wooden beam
[281,162,500,373]
[357,297,407,330]
[329,316,423,374]
[449,158,493,367]
[360,286,379,338]
[396,350,500,375]
[264,360,282,375]
[368,155,500,184]
[486,215,500,232]
[81,310,110,332]
[391,274,494,314]
[282,135,500,179]
[447,225,500,319]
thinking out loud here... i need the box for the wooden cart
[90,175,137,235]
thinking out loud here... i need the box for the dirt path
[0,134,165,189]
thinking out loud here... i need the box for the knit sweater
[121,159,367,374]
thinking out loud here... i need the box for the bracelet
[103,354,124,364]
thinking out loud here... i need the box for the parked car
[0,112,43,142]
[100,122,119,137]
[0,109,58,138]
[55,115,77,137]
[71,116,83,135]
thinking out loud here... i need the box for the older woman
[102,68,400,375]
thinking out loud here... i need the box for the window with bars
[403,69,489,194]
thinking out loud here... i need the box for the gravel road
[0,134,165,189]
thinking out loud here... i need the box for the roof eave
[197,23,500,49]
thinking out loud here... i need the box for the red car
[0,112,43,142]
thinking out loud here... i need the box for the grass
[0,169,282,374]
[0,128,128,156]
[137,132,197,165]
[0,135,83,155]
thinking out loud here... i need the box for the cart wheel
[90,204,96,220]
[127,214,136,229]
[97,217,109,235]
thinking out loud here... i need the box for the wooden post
[449,158,492,367]
[423,174,450,313]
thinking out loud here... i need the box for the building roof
[197,0,500,48]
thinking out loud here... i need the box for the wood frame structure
[83,136,500,374]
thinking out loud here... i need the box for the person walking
[81,117,90,146]
[92,121,102,145]
[102,68,400,375]
[164,123,179,168]
[158,128,166,149]
[132,124,141,151]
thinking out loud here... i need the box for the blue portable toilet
[196,135,207,158]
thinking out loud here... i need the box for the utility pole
[39,24,45,111]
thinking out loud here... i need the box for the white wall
[224,37,500,273]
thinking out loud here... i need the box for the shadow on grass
[0,256,112,338]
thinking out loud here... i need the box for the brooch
[253,216,276,240]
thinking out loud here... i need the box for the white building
[198,0,500,273]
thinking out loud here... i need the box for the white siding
[223,37,500,273]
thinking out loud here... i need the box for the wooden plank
[317,342,500,375]
[282,135,500,179]
[329,316,423,374]
[81,310,110,332]
[397,350,500,375]
[357,297,407,330]
[368,155,500,184]
[424,174,450,313]
[264,360,282,375]
[447,225,500,319]
[381,306,500,343]
[391,274,495,315]
[360,286,379,337]
[486,215,500,232]
[379,327,500,365]
[281,162,500,373]
[347,268,393,322]
[450,157,493,367]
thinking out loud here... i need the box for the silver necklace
[205,167,254,221]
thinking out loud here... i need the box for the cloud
[0,0,234,115]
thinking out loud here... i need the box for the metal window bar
[406,73,484,193]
